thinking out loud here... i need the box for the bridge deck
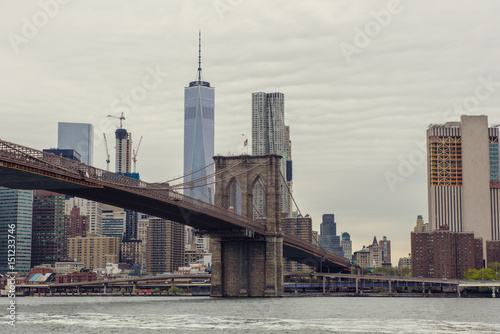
[0,139,350,271]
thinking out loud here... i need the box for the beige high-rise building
[67,234,119,270]
[427,115,500,261]
[413,215,430,233]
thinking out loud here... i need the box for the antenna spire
[197,30,202,82]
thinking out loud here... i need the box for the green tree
[464,268,496,280]
[152,288,161,295]
[372,266,403,276]
[487,262,500,280]
[168,286,185,295]
[400,266,412,277]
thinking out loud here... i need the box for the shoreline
[3,292,497,298]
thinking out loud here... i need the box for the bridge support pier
[211,154,285,297]
[210,236,283,297]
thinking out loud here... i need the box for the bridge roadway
[0,139,349,272]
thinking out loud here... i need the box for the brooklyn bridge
[0,139,350,297]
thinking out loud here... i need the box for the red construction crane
[132,136,143,173]
[107,112,126,129]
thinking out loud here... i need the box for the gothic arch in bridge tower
[214,155,279,222]
[251,175,267,220]
[225,177,242,215]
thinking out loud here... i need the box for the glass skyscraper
[58,122,94,165]
[0,187,33,274]
[183,33,215,204]
[318,214,344,257]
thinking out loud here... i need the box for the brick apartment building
[411,226,483,279]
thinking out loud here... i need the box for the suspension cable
[161,161,216,184]
[279,171,330,259]
[170,159,245,188]
[174,158,270,190]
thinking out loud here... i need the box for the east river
[2,296,500,333]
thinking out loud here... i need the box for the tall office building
[341,232,352,260]
[413,215,430,233]
[137,213,150,271]
[64,207,88,247]
[124,209,138,241]
[252,92,289,216]
[57,122,94,165]
[183,32,215,204]
[0,187,33,274]
[183,33,215,254]
[58,122,102,236]
[115,128,132,174]
[65,197,102,235]
[318,214,344,256]
[368,236,383,268]
[101,206,126,242]
[31,190,66,266]
[379,236,391,265]
[146,218,185,274]
[427,115,500,261]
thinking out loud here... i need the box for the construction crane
[103,133,111,171]
[107,112,125,128]
[132,136,143,173]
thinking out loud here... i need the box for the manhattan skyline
[1,1,500,262]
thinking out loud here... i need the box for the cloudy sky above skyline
[1,1,500,262]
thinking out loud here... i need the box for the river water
[2,296,500,333]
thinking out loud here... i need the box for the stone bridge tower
[210,154,284,297]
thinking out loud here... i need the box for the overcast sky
[1,1,500,263]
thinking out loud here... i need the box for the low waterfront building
[54,271,96,284]
[54,261,85,274]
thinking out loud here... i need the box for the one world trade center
[183,32,215,204]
